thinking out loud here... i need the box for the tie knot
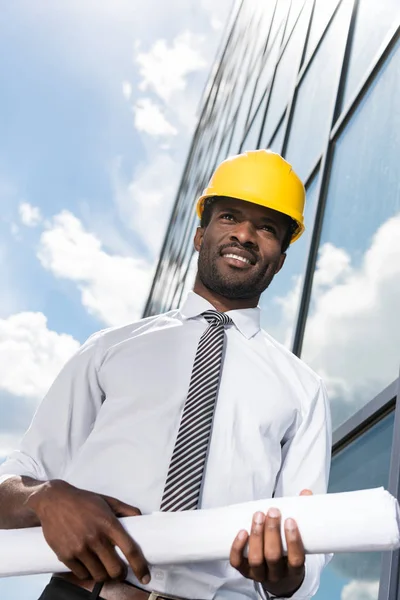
[202,310,232,327]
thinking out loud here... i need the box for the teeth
[224,253,251,264]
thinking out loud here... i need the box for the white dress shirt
[0,291,332,599]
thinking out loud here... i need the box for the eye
[261,224,277,235]
[220,213,235,221]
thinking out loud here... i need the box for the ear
[275,253,286,274]
[194,226,204,252]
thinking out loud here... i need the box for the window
[304,0,340,65]
[314,412,395,600]
[285,0,352,180]
[240,103,266,151]
[261,6,309,147]
[301,38,400,429]
[247,29,283,127]
[341,0,400,111]
[259,171,320,347]
[267,115,286,154]
[269,0,290,44]
[283,0,306,45]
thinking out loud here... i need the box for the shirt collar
[179,291,261,340]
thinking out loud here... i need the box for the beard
[197,244,277,300]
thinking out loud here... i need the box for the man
[0,150,331,600]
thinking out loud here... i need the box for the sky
[0,1,232,597]
[0,2,399,600]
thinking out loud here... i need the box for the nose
[230,220,258,248]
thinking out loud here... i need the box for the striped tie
[160,310,232,512]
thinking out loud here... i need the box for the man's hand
[229,490,312,598]
[27,479,150,585]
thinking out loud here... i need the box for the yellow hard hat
[196,150,305,243]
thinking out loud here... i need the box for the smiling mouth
[223,253,252,265]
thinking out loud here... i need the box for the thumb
[300,489,313,496]
[101,494,142,517]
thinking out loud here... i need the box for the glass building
[144,0,400,598]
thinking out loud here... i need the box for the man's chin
[204,279,262,300]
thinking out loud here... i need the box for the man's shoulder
[85,309,181,352]
[259,328,322,387]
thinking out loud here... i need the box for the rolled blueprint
[0,487,399,577]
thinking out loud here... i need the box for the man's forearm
[0,475,46,529]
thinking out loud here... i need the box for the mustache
[218,242,258,264]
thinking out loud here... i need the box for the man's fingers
[77,549,109,582]
[284,518,305,577]
[299,489,312,496]
[109,520,150,585]
[62,559,90,581]
[93,538,127,581]
[230,530,250,577]
[101,495,142,517]
[264,508,285,583]
[247,512,267,581]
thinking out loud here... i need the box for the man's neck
[193,280,259,312]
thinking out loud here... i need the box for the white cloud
[211,16,223,30]
[274,274,303,347]
[135,31,207,103]
[275,213,400,423]
[10,223,21,239]
[37,210,152,326]
[133,97,178,137]
[0,311,79,401]
[113,152,183,259]
[18,202,42,227]
[122,80,132,100]
[341,580,379,600]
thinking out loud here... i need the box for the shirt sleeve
[0,331,105,484]
[256,379,332,600]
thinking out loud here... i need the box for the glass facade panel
[259,171,320,346]
[304,0,340,65]
[269,0,290,44]
[285,0,351,180]
[247,30,282,127]
[241,103,265,151]
[267,115,286,154]
[314,412,395,600]
[283,0,306,44]
[301,38,400,429]
[261,5,309,146]
[341,0,400,110]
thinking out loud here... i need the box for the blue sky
[0,2,399,599]
[0,2,231,596]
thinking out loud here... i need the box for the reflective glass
[304,0,340,65]
[267,116,286,154]
[341,0,400,110]
[247,30,282,126]
[261,6,309,146]
[269,0,290,44]
[283,0,306,44]
[241,103,266,152]
[285,0,352,181]
[259,171,320,346]
[228,74,259,154]
[314,412,394,600]
[301,38,400,429]
[251,0,276,59]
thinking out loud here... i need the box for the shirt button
[154,570,164,581]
